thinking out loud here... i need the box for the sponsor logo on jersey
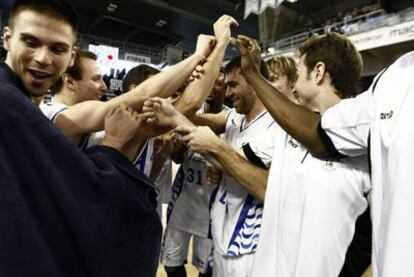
[380,110,394,120]
[288,138,298,148]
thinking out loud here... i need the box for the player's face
[74,58,107,102]
[3,10,76,97]
[269,70,296,103]
[225,68,256,115]
[206,73,225,103]
[294,55,316,108]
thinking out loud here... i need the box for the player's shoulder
[39,101,69,122]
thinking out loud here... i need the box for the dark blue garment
[0,62,162,277]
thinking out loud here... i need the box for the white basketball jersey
[211,108,275,257]
[133,138,155,178]
[251,128,370,276]
[167,150,213,237]
[321,51,414,277]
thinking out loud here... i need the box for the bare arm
[175,15,238,120]
[193,110,228,134]
[54,40,213,145]
[142,96,228,135]
[179,125,268,201]
[142,96,229,171]
[235,35,326,156]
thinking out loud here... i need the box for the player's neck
[318,89,341,115]
[245,100,266,123]
[54,91,75,106]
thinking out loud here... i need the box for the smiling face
[225,68,256,115]
[73,57,107,102]
[3,9,76,96]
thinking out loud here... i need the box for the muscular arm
[211,139,268,201]
[174,41,226,119]
[54,49,208,145]
[175,15,238,120]
[193,110,228,134]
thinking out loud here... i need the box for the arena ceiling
[1,0,380,52]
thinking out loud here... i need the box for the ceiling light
[155,19,167,27]
[107,3,118,12]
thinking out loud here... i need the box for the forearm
[137,53,205,101]
[209,138,268,201]
[175,42,228,118]
[193,112,226,134]
[171,111,196,130]
[53,100,105,144]
[103,53,205,114]
[245,70,326,156]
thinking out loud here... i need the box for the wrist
[101,135,123,151]
[210,136,226,155]
[192,52,205,62]
[171,113,192,129]
[215,39,229,48]
[244,67,260,81]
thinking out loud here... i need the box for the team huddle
[0,0,413,277]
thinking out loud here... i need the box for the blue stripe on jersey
[166,165,185,223]
[208,184,220,240]
[227,194,263,256]
[134,141,149,174]
[219,190,227,204]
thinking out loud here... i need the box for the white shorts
[161,225,213,274]
[212,251,255,277]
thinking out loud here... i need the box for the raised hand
[178,125,221,155]
[232,35,262,76]
[142,97,178,128]
[195,34,216,60]
[213,14,239,45]
[142,96,193,130]
[102,103,142,151]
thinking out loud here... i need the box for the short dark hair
[52,50,97,94]
[9,0,79,35]
[298,32,362,98]
[224,56,270,80]
[122,64,160,93]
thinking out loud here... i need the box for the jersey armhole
[242,143,267,169]
[317,121,347,159]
